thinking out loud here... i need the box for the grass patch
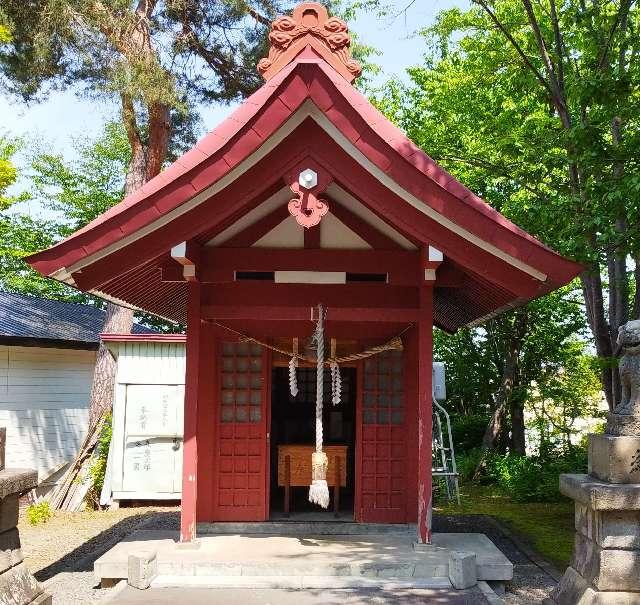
[435,484,574,570]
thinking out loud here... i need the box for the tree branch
[520,0,570,126]
[472,0,556,99]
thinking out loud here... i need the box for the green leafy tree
[0,135,65,296]
[435,288,598,458]
[373,0,640,412]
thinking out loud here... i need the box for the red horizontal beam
[202,305,420,322]
[207,320,411,339]
[196,248,420,286]
[202,282,419,309]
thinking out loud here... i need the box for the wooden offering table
[277,444,347,517]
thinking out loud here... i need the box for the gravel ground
[433,514,559,604]
[18,506,179,605]
[17,509,558,605]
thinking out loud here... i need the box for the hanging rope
[208,320,409,365]
[308,304,330,508]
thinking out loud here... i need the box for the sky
[0,0,467,162]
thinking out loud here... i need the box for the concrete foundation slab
[198,521,414,535]
[105,585,494,604]
[94,529,513,588]
[151,575,454,589]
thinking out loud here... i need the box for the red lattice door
[357,350,407,523]
[214,341,268,521]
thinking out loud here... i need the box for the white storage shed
[0,292,153,496]
[102,334,186,503]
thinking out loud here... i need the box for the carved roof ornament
[258,2,362,83]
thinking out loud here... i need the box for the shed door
[122,384,184,494]
[214,341,268,521]
[357,350,407,523]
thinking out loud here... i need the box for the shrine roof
[26,3,582,331]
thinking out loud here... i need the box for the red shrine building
[28,2,581,544]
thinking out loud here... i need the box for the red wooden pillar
[416,284,434,544]
[180,280,202,542]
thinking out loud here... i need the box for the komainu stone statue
[617,319,640,416]
[548,319,640,605]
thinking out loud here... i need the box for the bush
[26,500,52,525]
[486,446,588,502]
[451,414,490,452]
[455,447,483,482]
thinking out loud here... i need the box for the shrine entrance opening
[269,364,357,520]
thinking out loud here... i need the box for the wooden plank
[416,285,433,544]
[203,305,419,323]
[277,445,347,487]
[180,281,201,543]
[203,282,418,309]
[198,248,419,286]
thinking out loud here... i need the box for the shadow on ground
[34,510,179,582]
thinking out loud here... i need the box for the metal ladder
[431,393,461,504]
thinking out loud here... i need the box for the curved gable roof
[27,42,581,330]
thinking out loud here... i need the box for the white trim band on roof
[58,100,547,283]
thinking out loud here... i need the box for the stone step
[151,574,453,590]
[94,530,513,586]
[198,521,416,535]
[151,559,447,578]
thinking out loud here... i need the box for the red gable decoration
[258,2,361,83]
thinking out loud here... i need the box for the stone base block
[0,561,48,605]
[0,470,37,500]
[0,528,23,575]
[448,551,477,590]
[575,502,640,549]
[128,550,157,590]
[589,434,640,484]
[560,474,640,510]
[0,495,19,534]
[572,532,640,591]
[550,566,640,605]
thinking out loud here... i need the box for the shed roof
[0,291,155,349]
[25,3,582,331]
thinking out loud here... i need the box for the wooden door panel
[358,350,407,523]
[215,341,268,521]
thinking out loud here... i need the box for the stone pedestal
[549,321,640,604]
[0,468,51,605]
[549,454,640,603]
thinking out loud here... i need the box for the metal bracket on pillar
[171,241,201,282]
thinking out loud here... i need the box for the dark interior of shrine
[269,366,356,519]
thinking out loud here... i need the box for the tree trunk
[510,395,526,455]
[474,310,527,478]
[633,254,640,320]
[87,305,135,426]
